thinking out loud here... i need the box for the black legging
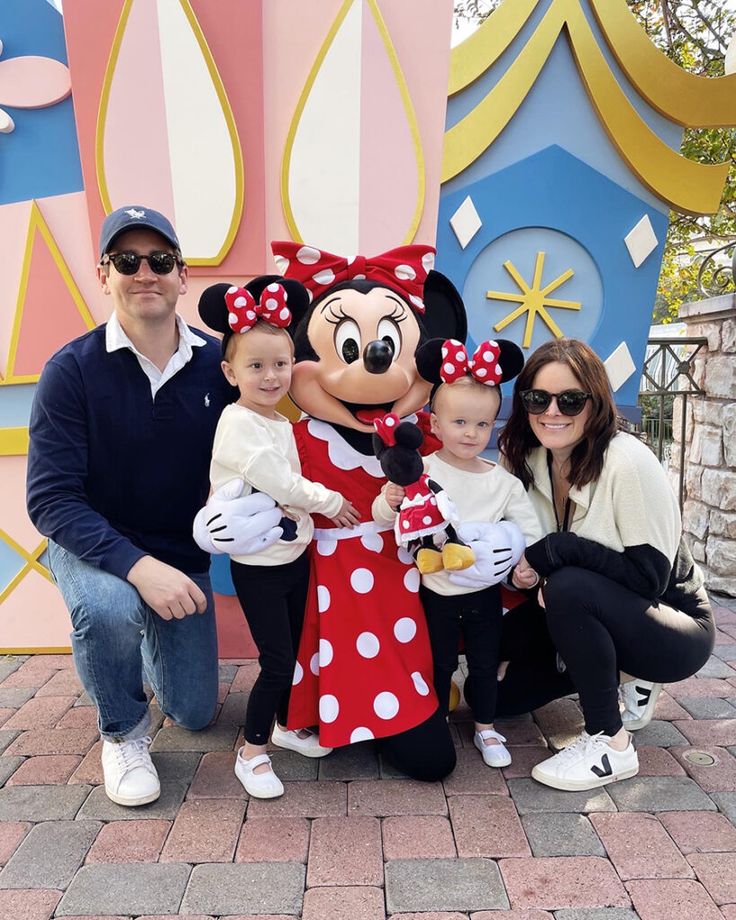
[493,567,714,736]
[230,554,309,745]
[421,583,503,723]
[378,707,457,781]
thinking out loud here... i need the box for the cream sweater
[210,404,343,565]
[522,432,704,611]
[373,452,543,596]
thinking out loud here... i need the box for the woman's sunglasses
[101,251,183,276]
[520,389,592,416]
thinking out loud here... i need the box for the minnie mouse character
[194,242,525,780]
[372,412,474,574]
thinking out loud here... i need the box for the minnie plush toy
[372,412,474,574]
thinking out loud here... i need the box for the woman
[495,338,714,792]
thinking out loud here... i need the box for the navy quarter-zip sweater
[27,324,235,580]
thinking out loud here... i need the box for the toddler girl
[200,278,358,798]
[374,337,541,767]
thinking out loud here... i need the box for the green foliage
[453,0,736,321]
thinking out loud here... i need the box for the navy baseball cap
[99,206,181,259]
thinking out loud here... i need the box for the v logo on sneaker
[636,685,652,707]
[590,753,613,778]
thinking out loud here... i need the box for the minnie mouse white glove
[193,479,283,556]
[448,521,525,589]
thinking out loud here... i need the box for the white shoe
[620,679,662,731]
[234,749,284,799]
[101,736,160,807]
[474,729,512,768]
[532,730,639,791]
[271,724,333,758]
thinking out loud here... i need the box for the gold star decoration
[486,251,581,348]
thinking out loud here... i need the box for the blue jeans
[48,541,219,741]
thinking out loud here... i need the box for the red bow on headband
[440,339,503,386]
[374,412,401,447]
[224,283,291,334]
[271,241,436,314]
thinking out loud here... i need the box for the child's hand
[385,483,406,510]
[330,498,360,528]
[511,553,540,590]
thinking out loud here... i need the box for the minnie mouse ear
[494,339,525,384]
[415,338,446,385]
[198,283,234,335]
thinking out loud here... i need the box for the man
[27,206,280,806]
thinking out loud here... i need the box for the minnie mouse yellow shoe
[442,542,475,571]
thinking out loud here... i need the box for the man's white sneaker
[271,724,332,758]
[474,729,512,768]
[620,679,662,731]
[531,730,639,791]
[234,749,284,799]
[101,736,160,807]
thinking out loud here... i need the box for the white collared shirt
[105,313,207,398]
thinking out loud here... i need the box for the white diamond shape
[604,341,637,392]
[450,196,482,249]
[624,215,658,268]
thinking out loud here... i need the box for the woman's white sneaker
[474,729,512,767]
[531,730,639,791]
[101,736,160,807]
[620,679,662,731]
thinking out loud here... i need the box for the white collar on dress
[306,418,387,477]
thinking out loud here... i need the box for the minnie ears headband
[271,241,436,314]
[198,276,310,341]
[416,337,524,390]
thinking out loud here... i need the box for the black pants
[421,583,503,724]
[230,553,309,745]
[378,707,457,781]
[495,567,715,736]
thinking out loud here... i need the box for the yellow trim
[0,647,72,655]
[591,0,736,128]
[281,0,425,245]
[448,0,540,96]
[281,0,355,244]
[367,0,425,244]
[177,0,244,266]
[3,201,96,386]
[442,0,730,215]
[96,0,244,266]
[96,0,134,218]
[0,534,52,607]
[0,428,30,456]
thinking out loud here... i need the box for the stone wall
[672,294,736,596]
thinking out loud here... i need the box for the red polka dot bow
[374,412,401,447]
[270,241,436,314]
[440,339,503,386]
[224,283,292,334]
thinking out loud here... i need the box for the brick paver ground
[0,596,735,918]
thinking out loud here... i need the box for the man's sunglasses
[101,251,183,276]
[520,389,592,416]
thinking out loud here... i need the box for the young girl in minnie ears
[373,337,542,767]
[199,277,359,799]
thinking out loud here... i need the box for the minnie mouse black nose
[363,340,393,374]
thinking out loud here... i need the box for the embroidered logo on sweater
[204,393,210,407]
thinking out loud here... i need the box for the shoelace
[552,731,608,765]
[113,736,154,772]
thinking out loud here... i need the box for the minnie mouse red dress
[288,417,439,747]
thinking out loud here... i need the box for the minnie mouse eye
[377,318,401,360]
[335,319,362,364]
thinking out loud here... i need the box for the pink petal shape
[0,57,71,108]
